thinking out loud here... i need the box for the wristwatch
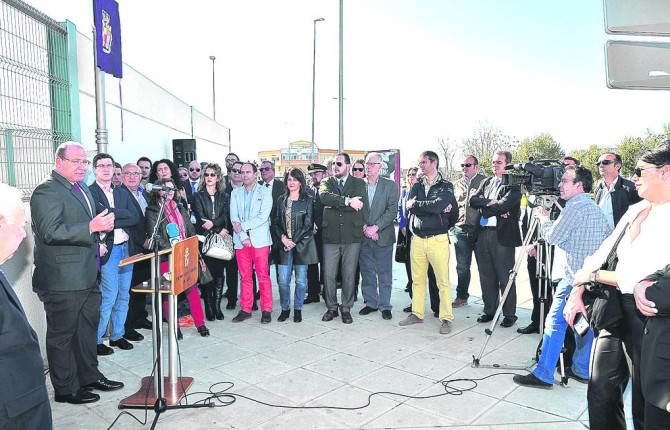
[589,271,598,283]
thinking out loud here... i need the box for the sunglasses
[334,161,345,167]
[634,165,664,177]
[595,160,615,166]
[231,168,241,174]
[461,163,474,168]
[408,173,417,176]
[352,167,364,172]
[260,167,272,172]
[189,168,201,172]
[203,173,217,178]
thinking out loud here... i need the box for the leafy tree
[569,144,606,180]
[460,120,518,174]
[615,132,666,176]
[514,133,565,163]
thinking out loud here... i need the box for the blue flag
[94,0,122,78]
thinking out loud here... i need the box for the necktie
[338,179,344,193]
[191,181,196,194]
[73,183,101,270]
[629,205,651,241]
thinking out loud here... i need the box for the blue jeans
[278,249,307,311]
[453,229,477,300]
[97,242,133,343]
[533,279,593,384]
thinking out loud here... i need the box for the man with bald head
[0,184,53,427]
[31,142,123,405]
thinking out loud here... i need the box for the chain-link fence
[0,0,72,199]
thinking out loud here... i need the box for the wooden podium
[118,237,199,409]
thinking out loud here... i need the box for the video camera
[500,158,564,196]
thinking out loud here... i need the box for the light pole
[311,17,325,163]
[338,0,344,152]
[209,55,216,121]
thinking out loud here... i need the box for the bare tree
[460,120,518,173]
[437,136,458,179]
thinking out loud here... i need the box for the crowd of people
[1,140,668,430]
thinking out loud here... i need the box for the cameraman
[513,165,611,389]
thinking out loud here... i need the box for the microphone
[145,183,175,192]
[166,222,180,247]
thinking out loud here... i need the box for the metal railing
[0,0,71,199]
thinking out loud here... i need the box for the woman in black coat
[272,167,318,322]
[191,163,231,321]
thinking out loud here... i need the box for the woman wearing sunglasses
[272,167,318,322]
[145,177,210,338]
[566,143,670,430]
[351,159,366,179]
[192,163,231,321]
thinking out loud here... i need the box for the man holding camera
[513,165,611,388]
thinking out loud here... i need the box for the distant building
[258,140,366,175]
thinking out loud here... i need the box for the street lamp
[209,55,216,121]
[311,17,325,163]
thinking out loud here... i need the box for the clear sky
[26,0,670,167]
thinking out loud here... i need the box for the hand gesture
[202,219,214,230]
[90,208,115,233]
[349,196,363,211]
[634,279,657,317]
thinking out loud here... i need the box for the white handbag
[201,231,234,261]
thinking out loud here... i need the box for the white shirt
[597,176,619,229]
[582,199,670,294]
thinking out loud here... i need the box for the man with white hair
[0,184,53,427]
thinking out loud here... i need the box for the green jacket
[319,175,367,244]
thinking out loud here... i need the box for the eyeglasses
[225,158,238,162]
[407,173,417,176]
[203,173,217,178]
[596,159,615,166]
[231,168,241,174]
[95,163,114,169]
[123,172,141,177]
[60,157,91,166]
[334,161,345,167]
[260,167,273,172]
[189,168,201,172]
[634,165,664,177]
[365,162,380,167]
[461,163,474,168]
[352,167,364,172]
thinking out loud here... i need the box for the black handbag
[198,256,214,284]
[395,230,408,263]
[583,223,628,331]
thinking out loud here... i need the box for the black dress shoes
[135,318,153,330]
[232,310,252,323]
[513,373,552,389]
[198,325,210,337]
[477,314,494,323]
[500,316,518,328]
[82,377,124,392]
[341,311,353,324]
[97,343,114,356]
[381,310,392,320]
[123,329,144,342]
[359,306,378,315]
[303,296,320,304]
[403,304,412,313]
[110,338,134,350]
[322,309,339,322]
[226,301,237,310]
[517,323,540,334]
[261,311,272,324]
[55,388,100,404]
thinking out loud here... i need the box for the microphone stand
[121,195,212,429]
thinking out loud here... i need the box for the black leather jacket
[272,193,318,265]
[191,190,231,236]
[407,174,459,238]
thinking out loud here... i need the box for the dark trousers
[324,243,361,313]
[225,257,239,303]
[454,229,477,300]
[125,258,150,332]
[588,295,644,430]
[307,232,324,299]
[404,233,439,311]
[37,288,104,396]
[474,229,517,318]
[644,401,670,430]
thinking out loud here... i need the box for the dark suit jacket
[31,171,99,291]
[363,176,399,247]
[88,182,143,263]
[319,175,367,245]
[118,185,146,256]
[182,179,199,206]
[594,175,641,227]
[260,178,284,262]
[0,271,50,421]
[470,177,522,247]
[641,264,670,411]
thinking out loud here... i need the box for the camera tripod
[472,195,571,385]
